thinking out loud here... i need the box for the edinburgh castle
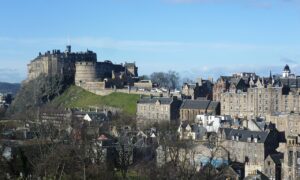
[27,45,138,90]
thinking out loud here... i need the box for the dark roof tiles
[222,128,270,143]
[180,99,219,110]
[137,97,175,105]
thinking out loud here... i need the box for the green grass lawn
[51,86,140,116]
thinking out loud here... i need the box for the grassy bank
[51,86,140,116]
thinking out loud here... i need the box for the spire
[269,70,272,84]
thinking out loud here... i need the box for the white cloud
[0,36,296,53]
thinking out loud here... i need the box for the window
[288,151,293,166]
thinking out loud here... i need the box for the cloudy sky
[0,0,299,82]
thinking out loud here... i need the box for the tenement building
[219,128,279,177]
[214,65,300,118]
[136,96,182,125]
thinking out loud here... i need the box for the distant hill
[0,82,21,95]
[51,86,140,116]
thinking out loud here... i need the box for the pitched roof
[180,99,211,110]
[180,99,220,110]
[207,101,220,111]
[222,128,270,143]
[219,76,232,82]
[137,97,174,105]
[280,78,300,88]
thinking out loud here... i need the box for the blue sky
[0,0,300,82]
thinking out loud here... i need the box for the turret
[282,64,290,78]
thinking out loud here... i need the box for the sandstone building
[181,78,213,100]
[136,96,182,124]
[282,135,300,180]
[214,65,300,118]
[264,153,283,180]
[219,128,279,177]
[266,114,300,138]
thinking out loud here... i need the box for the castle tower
[75,61,97,86]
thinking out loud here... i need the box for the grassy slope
[51,86,140,115]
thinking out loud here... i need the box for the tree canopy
[150,71,180,89]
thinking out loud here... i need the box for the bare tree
[150,71,180,89]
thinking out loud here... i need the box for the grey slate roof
[180,99,210,109]
[219,76,232,82]
[222,128,270,143]
[208,101,220,110]
[137,97,174,105]
[180,99,220,110]
[279,78,300,88]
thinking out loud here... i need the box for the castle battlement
[27,46,138,89]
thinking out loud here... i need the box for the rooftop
[180,99,219,110]
[137,97,177,105]
[222,128,270,143]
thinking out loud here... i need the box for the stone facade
[124,62,138,77]
[221,85,282,118]
[134,80,153,90]
[264,153,283,180]
[282,136,300,180]
[27,46,96,81]
[75,61,98,84]
[220,128,279,172]
[136,96,182,124]
[215,65,300,119]
[266,114,300,137]
[27,46,138,89]
[181,79,213,100]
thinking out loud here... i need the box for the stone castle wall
[75,61,98,85]
[27,46,138,86]
[27,47,95,81]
